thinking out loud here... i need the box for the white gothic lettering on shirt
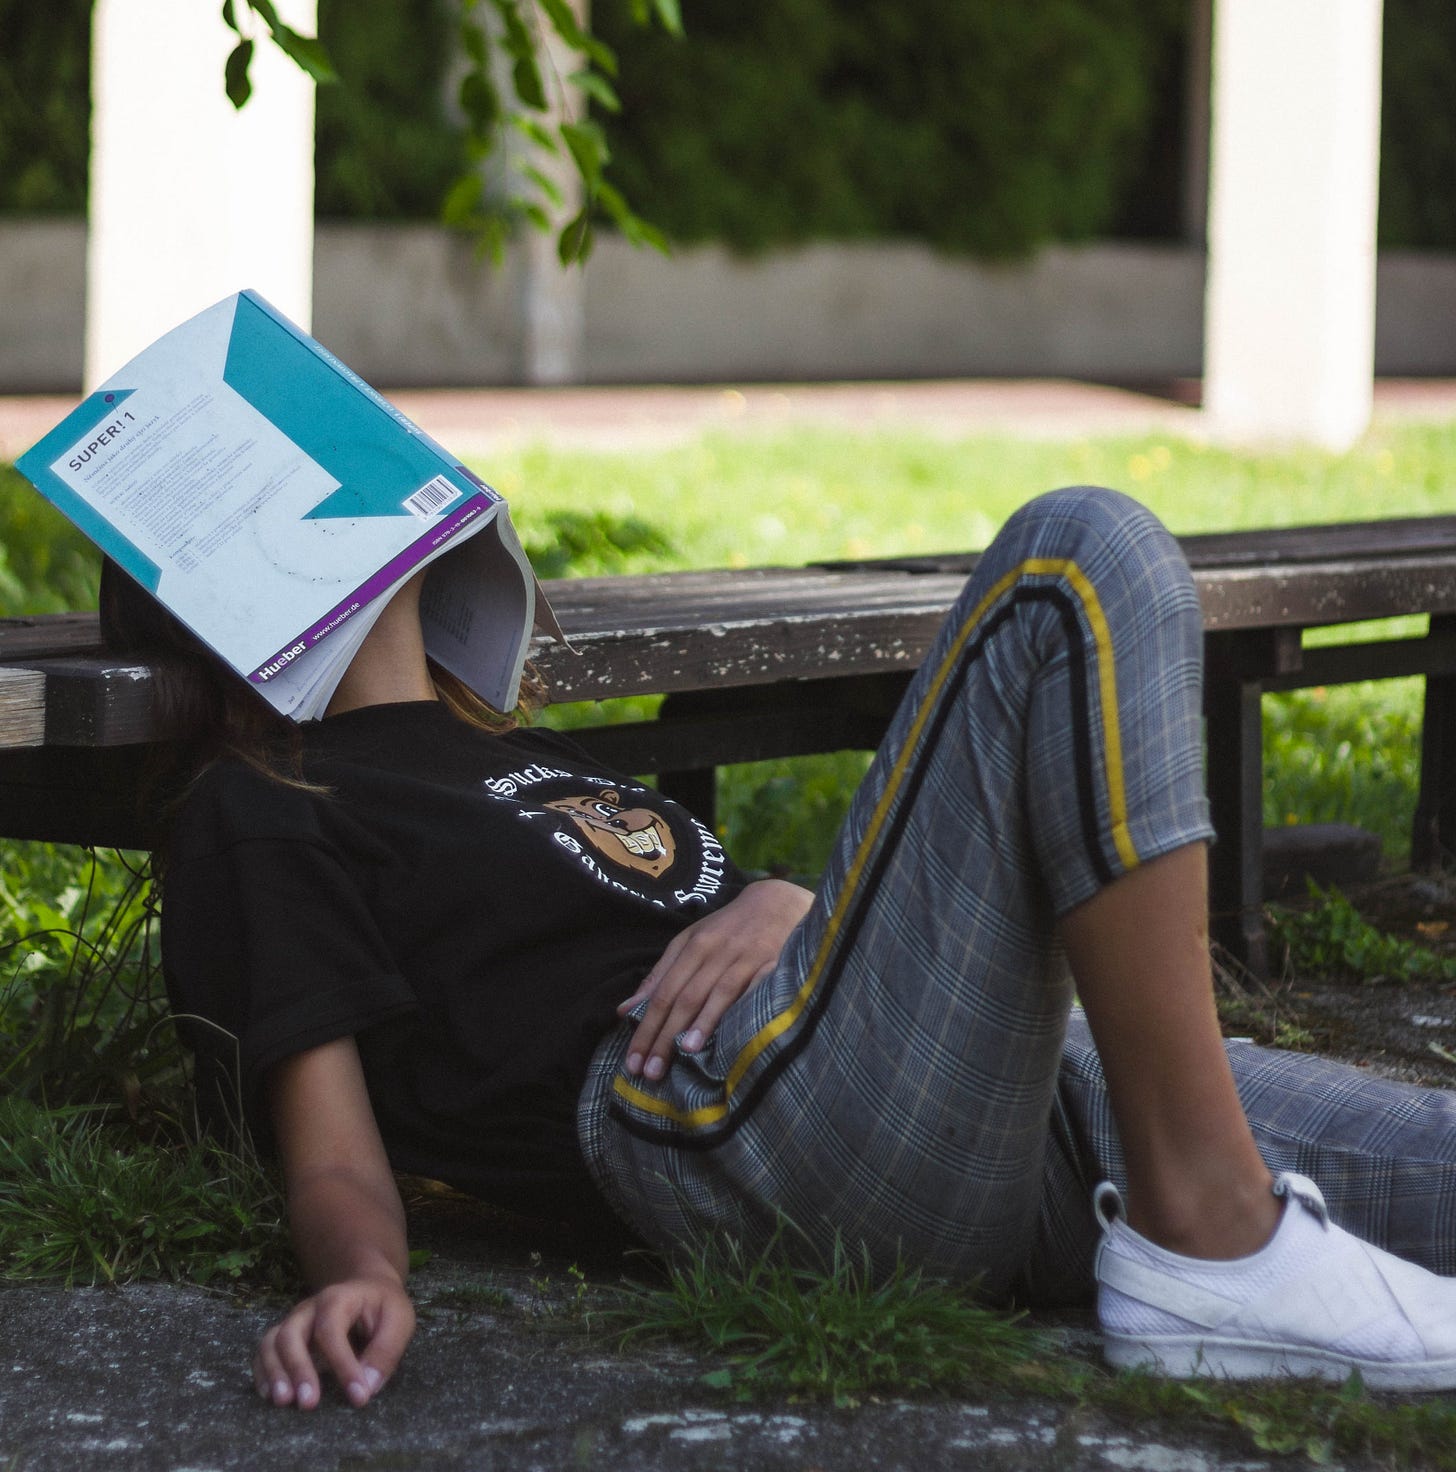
[482,763,575,800]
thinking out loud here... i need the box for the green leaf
[221,0,239,34]
[648,0,684,35]
[570,69,621,113]
[522,165,565,209]
[441,174,486,228]
[269,28,338,86]
[512,56,547,114]
[224,39,254,109]
[459,18,490,67]
[458,70,501,134]
[557,207,594,265]
[560,120,608,190]
[596,181,669,254]
[536,0,589,51]
[583,35,618,76]
[511,115,560,153]
[245,0,281,31]
[473,216,510,266]
[537,0,616,73]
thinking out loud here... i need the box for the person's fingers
[253,1334,287,1404]
[621,882,813,1077]
[357,1294,417,1393]
[312,1297,373,1408]
[627,960,715,1077]
[257,1308,323,1409]
[677,959,774,1052]
[628,949,770,1075]
[253,1288,415,1411]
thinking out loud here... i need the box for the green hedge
[0,0,91,213]
[1379,0,1456,251]
[2,0,1454,254]
[593,0,1456,254]
[312,0,466,219]
[593,0,1186,257]
[0,0,463,221]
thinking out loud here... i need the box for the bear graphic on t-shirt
[543,789,678,878]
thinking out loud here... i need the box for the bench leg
[1205,677,1269,979]
[1413,614,1456,870]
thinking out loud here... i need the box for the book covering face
[19,291,559,720]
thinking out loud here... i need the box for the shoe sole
[1103,1331,1456,1392]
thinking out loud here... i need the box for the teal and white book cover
[18,291,540,717]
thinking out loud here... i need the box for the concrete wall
[3,219,1454,391]
[2,221,87,390]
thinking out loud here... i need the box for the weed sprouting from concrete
[608,1225,1051,1407]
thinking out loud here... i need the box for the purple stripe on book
[248,494,493,683]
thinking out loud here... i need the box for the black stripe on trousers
[608,583,1118,1152]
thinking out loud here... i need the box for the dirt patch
[1219,869,1456,1089]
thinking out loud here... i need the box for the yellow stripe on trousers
[612,557,1139,1129]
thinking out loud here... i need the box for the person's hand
[618,878,814,1080]
[253,1274,416,1410]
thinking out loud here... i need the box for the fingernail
[682,1029,703,1051]
[626,1053,643,1075]
[273,1379,291,1403]
[362,1366,383,1393]
[256,1381,270,1401]
[348,1380,368,1407]
[644,1056,665,1080]
[297,1382,318,1409]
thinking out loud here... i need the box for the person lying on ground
[103,486,1456,1410]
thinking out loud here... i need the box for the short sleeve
[161,766,417,1138]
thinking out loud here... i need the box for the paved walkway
[4,378,1456,463]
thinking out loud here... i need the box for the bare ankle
[1126,1170,1279,1261]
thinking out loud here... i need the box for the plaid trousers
[578,486,1456,1303]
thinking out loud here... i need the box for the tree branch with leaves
[220,0,678,264]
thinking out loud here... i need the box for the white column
[1203,0,1384,449]
[518,0,587,384]
[86,0,316,387]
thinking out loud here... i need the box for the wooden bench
[3,514,1455,978]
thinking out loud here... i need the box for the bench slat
[816,515,1456,577]
[4,518,1456,747]
[0,668,44,748]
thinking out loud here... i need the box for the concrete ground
[0,1196,1308,1472]
[0,1277,1272,1472]
[3,378,1455,1470]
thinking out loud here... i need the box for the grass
[606,1226,1456,1468]
[0,1095,289,1288]
[0,843,170,1106]
[610,1227,1048,1406]
[492,421,1456,571]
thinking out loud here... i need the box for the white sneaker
[1093,1172,1456,1390]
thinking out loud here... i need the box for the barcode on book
[403,475,462,520]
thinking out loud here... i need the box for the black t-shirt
[161,700,749,1218]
